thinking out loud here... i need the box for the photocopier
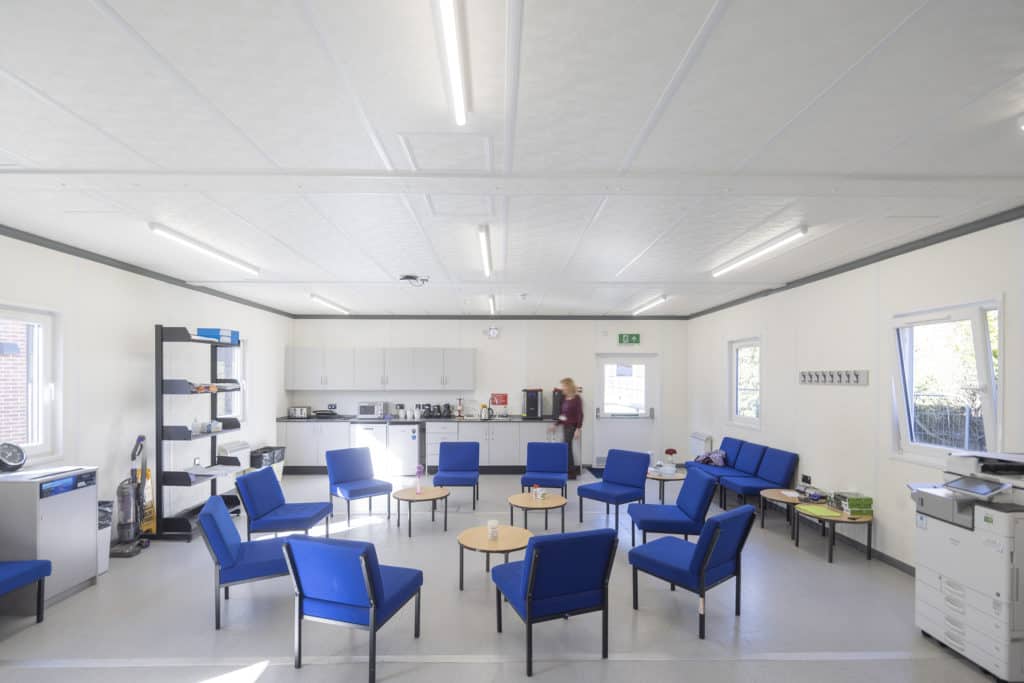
[910,452,1024,681]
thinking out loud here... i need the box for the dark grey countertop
[277,416,555,424]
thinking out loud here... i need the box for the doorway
[592,354,661,467]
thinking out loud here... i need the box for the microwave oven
[357,401,387,419]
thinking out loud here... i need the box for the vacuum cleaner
[110,435,151,558]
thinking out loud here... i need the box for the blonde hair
[560,377,578,396]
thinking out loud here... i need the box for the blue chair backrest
[518,528,617,601]
[734,442,766,474]
[603,449,650,488]
[326,447,375,484]
[676,469,717,520]
[236,467,286,520]
[439,442,480,472]
[720,437,744,467]
[757,448,798,486]
[688,506,755,577]
[198,496,242,568]
[284,537,384,610]
[526,442,568,473]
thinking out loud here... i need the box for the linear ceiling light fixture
[439,0,467,126]
[478,223,493,278]
[711,225,808,278]
[149,222,259,276]
[488,294,496,316]
[310,293,349,314]
[633,295,668,316]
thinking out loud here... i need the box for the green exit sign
[618,333,641,344]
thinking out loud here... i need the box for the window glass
[602,363,646,416]
[733,343,760,421]
[216,342,245,420]
[0,310,52,455]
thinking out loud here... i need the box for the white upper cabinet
[352,348,386,390]
[323,348,355,389]
[413,348,445,389]
[383,348,416,389]
[287,347,325,390]
[443,348,476,390]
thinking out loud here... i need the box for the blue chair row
[685,437,798,508]
[235,467,332,541]
[0,560,51,624]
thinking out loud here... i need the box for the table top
[760,488,803,504]
[458,525,533,553]
[508,492,568,510]
[646,469,686,482]
[795,502,873,524]
[393,486,450,502]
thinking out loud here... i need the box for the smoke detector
[399,274,430,287]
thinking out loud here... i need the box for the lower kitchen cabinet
[281,421,350,468]
[454,421,523,467]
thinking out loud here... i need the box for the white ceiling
[0,0,1022,316]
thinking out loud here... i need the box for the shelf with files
[162,379,241,395]
[160,326,240,347]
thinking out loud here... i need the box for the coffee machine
[551,388,564,420]
[522,389,543,419]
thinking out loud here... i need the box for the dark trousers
[564,425,577,475]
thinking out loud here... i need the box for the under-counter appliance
[350,423,422,476]
[0,466,99,614]
[357,401,388,419]
[522,389,543,419]
[288,406,312,419]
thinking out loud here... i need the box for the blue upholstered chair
[628,505,756,639]
[433,441,480,510]
[235,467,332,540]
[326,447,393,525]
[577,449,650,531]
[282,536,423,683]
[719,448,799,506]
[491,528,618,677]
[627,469,718,547]
[520,442,569,497]
[197,495,289,629]
[0,560,51,623]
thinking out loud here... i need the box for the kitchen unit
[285,346,475,391]
[278,419,350,468]
[350,422,422,476]
[426,422,458,468]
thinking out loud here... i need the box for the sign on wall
[617,333,641,345]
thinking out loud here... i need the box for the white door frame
[592,353,661,467]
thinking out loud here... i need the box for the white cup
[487,519,499,540]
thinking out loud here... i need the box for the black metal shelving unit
[150,325,241,540]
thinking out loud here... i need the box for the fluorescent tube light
[478,223,492,278]
[149,222,259,276]
[439,0,467,126]
[310,293,349,314]
[488,295,496,316]
[711,225,808,278]
[633,296,667,316]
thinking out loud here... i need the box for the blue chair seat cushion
[249,502,332,533]
[492,560,604,621]
[627,504,702,534]
[684,463,744,480]
[578,481,644,504]
[220,537,289,583]
[628,537,735,591]
[719,475,777,496]
[0,560,52,595]
[433,472,479,487]
[521,472,568,488]
[332,478,393,500]
[301,565,423,627]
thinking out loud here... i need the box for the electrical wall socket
[327,403,337,410]
[798,369,869,386]
[801,474,812,485]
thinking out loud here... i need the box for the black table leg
[408,502,413,538]
[444,497,448,531]
[510,504,514,526]
[524,509,528,529]
[659,481,665,504]
[760,496,766,528]
[459,544,464,591]
[867,522,873,560]
[828,521,835,563]
[545,509,549,530]
[432,502,435,522]
[486,552,491,572]
[795,511,800,547]
[561,506,565,533]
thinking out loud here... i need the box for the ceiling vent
[399,274,430,287]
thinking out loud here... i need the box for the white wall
[0,237,292,514]
[686,219,1023,565]
[290,318,689,465]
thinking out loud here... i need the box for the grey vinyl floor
[0,473,989,682]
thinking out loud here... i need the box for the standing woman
[550,377,582,479]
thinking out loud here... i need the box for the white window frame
[729,337,761,429]
[0,306,57,459]
[216,340,247,423]
[891,300,1001,461]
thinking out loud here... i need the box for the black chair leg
[369,497,373,514]
[602,603,609,659]
[35,578,45,623]
[735,566,742,616]
[368,626,376,683]
[643,530,648,544]
[526,621,533,677]
[293,597,302,668]
[214,580,221,630]
[224,585,230,599]
[496,586,503,632]
[415,589,421,638]
[615,505,620,532]
[699,591,706,639]
[631,523,635,547]
[579,497,583,523]
[632,567,638,610]
[347,500,351,527]
[670,583,676,591]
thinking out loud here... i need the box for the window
[601,362,646,416]
[730,339,760,426]
[0,308,55,456]
[895,304,999,452]
[215,342,246,421]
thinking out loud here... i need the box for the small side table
[393,486,450,538]
[646,470,686,504]
[508,492,567,532]
[759,488,803,539]
[794,503,873,563]
[457,525,532,590]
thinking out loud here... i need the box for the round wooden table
[508,492,568,532]
[457,525,532,590]
[393,486,450,538]
[759,488,803,539]
[794,503,873,563]
[646,469,686,504]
